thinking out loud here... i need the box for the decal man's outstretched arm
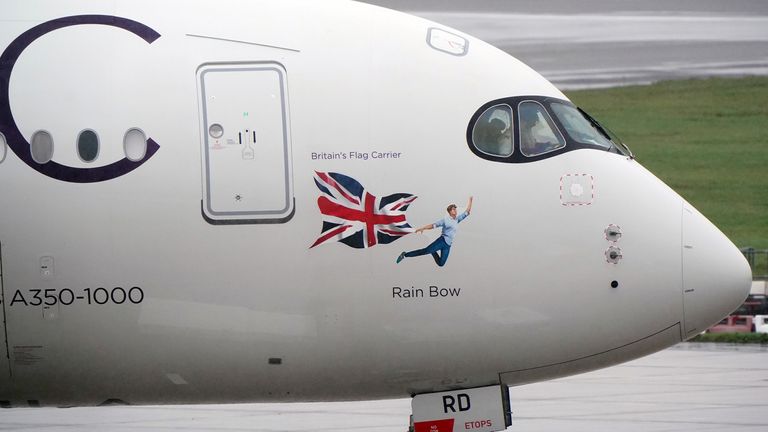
[466,196,474,215]
[414,224,435,234]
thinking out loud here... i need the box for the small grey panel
[30,130,53,164]
[427,27,469,56]
[39,256,54,279]
[560,174,595,206]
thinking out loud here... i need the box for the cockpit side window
[550,102,613,149]
[471,104,513,157]
[518,101,565,157]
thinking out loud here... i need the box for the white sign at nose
[412,385,510,432]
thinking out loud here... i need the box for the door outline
[0,242,10,377]
[197,62,295,225]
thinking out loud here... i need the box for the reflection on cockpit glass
[550,103,614,150]
[472,104,513,157]
[518,101,565,157]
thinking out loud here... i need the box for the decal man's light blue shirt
[434,211,468,245]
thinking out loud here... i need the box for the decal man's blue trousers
[404,236,451,267]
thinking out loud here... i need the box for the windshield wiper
[577,107,634,159]
[577,107,611,139]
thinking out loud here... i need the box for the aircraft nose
[682,204,752,337]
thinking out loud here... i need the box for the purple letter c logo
[0,15,161,183]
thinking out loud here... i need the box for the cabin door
[0,242,9,378]
[197,62,294,224]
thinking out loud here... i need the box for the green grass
[689,332,768,344]
[566,77,768,253]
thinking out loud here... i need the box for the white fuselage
[0,0,751,407]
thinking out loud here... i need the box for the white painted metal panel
[682,205,752,336]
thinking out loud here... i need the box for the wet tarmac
[1,343,766,431]
[363,0,768,88]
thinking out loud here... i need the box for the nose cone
[682,205,752,338]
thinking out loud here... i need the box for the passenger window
[31,130,54,164]
[471,104,513,157]
[0,132,6,164]
[77,129,99,162]
[123,128,147,162]
[518,101,565,157]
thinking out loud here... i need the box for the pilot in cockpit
[519,107,541,155]
[490,118,512,156]
[478,118,512,156]
[520,104,563,156]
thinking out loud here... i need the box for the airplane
[0,1,752,430]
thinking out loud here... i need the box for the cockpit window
[518,101,565,157]
[467,96,629,164]
[471,104,513,157]
[550,103,613,149]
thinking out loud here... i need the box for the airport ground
[1,343,766,431]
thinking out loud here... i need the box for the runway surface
[363,0,768,89]
[1,343,766,432]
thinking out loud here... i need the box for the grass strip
[566,77,768,253]
[689,332,768,344]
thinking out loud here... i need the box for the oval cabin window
[123,128,147,162]
[31,130,54,164]
[77,129,100,162]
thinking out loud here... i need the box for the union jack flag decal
[310,171,417,249]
